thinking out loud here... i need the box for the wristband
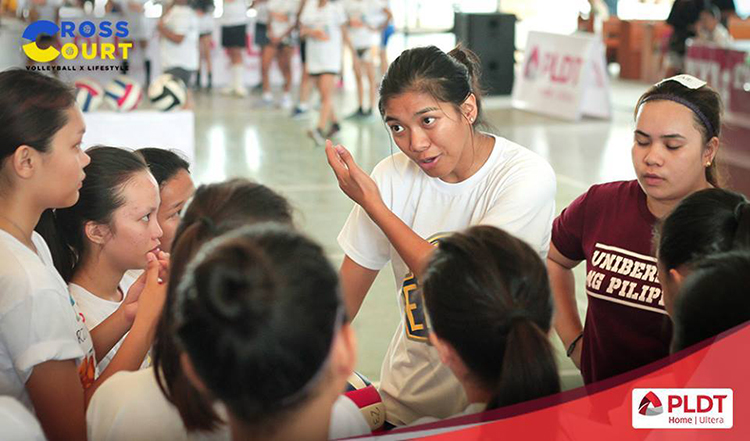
[566,332,584,357]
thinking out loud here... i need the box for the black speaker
[453,12,516,95]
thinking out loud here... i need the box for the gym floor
[188,73,652,392]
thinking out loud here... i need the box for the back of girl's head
[37,146,148,282]
[422,226,560,410]
[671,250,750,353]
[174,223,342,430]
[152,178,294,431]
[135,148,191,187]
[657,188,750,272]
[0,69,75,169]
[635,78,723,186]
[379,45,486,127]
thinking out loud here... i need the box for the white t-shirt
[114,0,150,39]
[267,0,300,40]
[69,272,149,374]
[410,402,487,426]
[0,396,45,441]
[222,0,249,26]
[87,367,371,440]
[161,4,200,71]
[0,230,98,410]
[337,134,556,425]
[344,0,382,49]
[300,0,346,74]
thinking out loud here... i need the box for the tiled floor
[188,72,658,391]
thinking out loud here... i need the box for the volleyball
[74,79,104,112]
[104,76,143,112]
[148,74,188,111]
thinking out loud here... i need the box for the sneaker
[345,107,366,120]
[234,86,248,98]
[291,105,310,119]
[327,122,341,138]
[362,108,373,117]
[279,93,293,110]
[260,91,273,104]
[307,128,326,146]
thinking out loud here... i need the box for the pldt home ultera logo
[22,20,132,63]
[632,388,733,429]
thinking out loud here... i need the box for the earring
[706,161,712,167]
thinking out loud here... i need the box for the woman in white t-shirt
[221,0,249,96]
[51,146,163,373]
[0,70,166,441]
[343,0,389,118]
[299,0,347,145]
[325,45,556,425]
[87,179,370,440]
[410,226,561,425]
[260,0,300,107]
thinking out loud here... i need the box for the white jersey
[0,396,45,441]
[337,134,556,424]
[343,0,382,49]
[69,269,149,374]
[87,367,371,440]
[0,230,97,410]
[115,0,151,40]
[300,0,346,74]
[222,0,249,26]
[267,0,300,40]
[160,4,200,71]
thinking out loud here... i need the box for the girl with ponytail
[417,225,560,422]
[327,45,556,424]
[656,188,750,315]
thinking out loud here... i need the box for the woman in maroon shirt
[549,75,723,384]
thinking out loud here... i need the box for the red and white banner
[512,31,611,121]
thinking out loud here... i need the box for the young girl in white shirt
[325,45,556,425]
[52,146,164,373]
[0,70,166,441]
[413,225,561,424]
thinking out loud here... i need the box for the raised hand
[325,140,383,213]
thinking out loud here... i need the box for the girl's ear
[84,221,111,245]
[460,93,478,124]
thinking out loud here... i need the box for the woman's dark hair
[635,78,724,187]
[379,45,487,128]
[35,146,149,282]
[174,224,342,432]
[671,250,750,352]
[422,225,560,410]
[152,178,294,432]
[657,188,750,273]
[135,148,191,187]
[0,69,75,182]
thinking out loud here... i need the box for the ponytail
[488,318,560,410]
[423,226,561,412]
[734,202,750,248]
[34,209,77,282]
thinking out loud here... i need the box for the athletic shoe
[279,94,293,110]
[327,122,341,138]
[308,128,326,146]
[291,106,310,119]
[234,86,248,98]
[345,107,366,120]
[260,91,274,106]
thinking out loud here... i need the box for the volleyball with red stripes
[74,78,104,112]
[104,76,142,112]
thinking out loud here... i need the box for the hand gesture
[325,140,382,212]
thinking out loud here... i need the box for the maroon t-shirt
[552,180,672,384]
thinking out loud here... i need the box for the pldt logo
[22,20,132,63]
[637,391,663,416]
[632,388,733,429]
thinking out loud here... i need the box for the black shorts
[165,67,194,88]
[254,22,269,47]
[309,71,338,78]
[222,24,247,48]
[300,39,307,64]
